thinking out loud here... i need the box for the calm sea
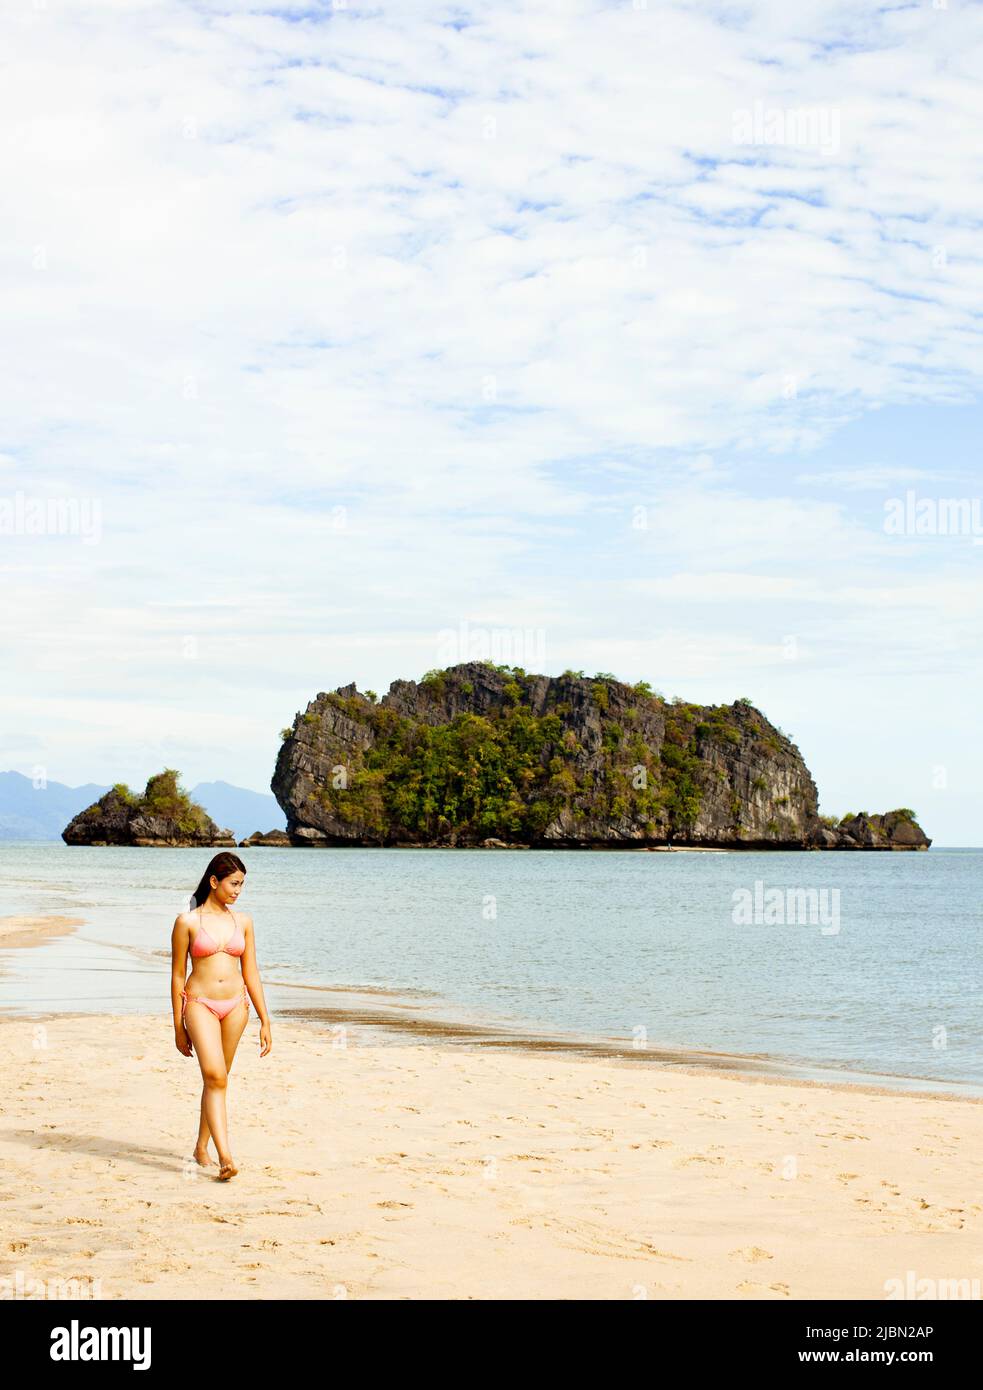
[1,843,980,1095]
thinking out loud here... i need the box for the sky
[1,0,981,844]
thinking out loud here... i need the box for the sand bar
[0,915,84,950]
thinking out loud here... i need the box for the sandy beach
[2,919,982,1301]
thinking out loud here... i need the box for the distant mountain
[0,771,111,841]
[190,781,287,842]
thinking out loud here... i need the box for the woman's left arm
[241,915,272,1056]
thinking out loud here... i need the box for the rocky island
[271,662,931,850]
[62,770,236,847]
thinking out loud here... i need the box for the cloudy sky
[2,0,981,843]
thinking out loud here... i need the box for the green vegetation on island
[274,661,823,847]
[316,676,753,842]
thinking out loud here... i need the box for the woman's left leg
[220,996,250,1071]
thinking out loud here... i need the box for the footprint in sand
[730,1246,774,1263]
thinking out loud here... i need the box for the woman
[171,852,272,1180]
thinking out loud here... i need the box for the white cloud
[0,0,981,840]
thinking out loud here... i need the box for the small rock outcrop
[270,663,932,850]
[62,771,235,847]
[238,829,292,847]
[808,810,931,851]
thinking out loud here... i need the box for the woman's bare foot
[192,1144,217,1169]
[216,1157,238,1181]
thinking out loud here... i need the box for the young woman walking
[171,852,271,1180]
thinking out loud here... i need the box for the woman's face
[211,871,245,905]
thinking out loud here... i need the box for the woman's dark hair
[190,853,246,910]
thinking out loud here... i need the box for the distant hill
[0,772,111,841]
[190,781,287,841]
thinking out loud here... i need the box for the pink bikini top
[190,907,245,958]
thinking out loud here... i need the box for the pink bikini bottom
[181,986,249,1023]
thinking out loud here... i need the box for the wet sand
[0,915,83,953]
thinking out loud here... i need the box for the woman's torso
[186,908,245,996]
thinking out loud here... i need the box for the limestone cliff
[271,663,931,850]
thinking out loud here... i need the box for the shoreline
[1,915,979,1102]
[2,1004,979,1105]
[52,841,931,851]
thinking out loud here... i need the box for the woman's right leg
[183,1000,237,1177]
[182,998,217,1167]
[193,1088,215,1167]
[194,998,249,1162]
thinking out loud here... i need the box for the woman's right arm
[170,914,193,1054]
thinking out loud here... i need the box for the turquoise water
[1,843,980,1093]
